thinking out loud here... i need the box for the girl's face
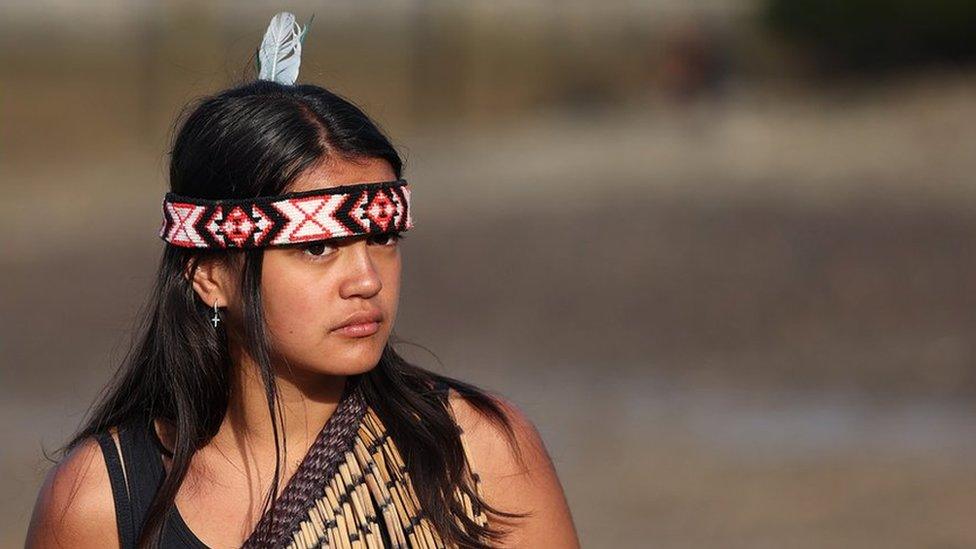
[257,156,402,378]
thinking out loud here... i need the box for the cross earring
[211,299,221,329]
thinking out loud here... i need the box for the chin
[338,358,382,376]
[320,348,385,376]
[286,359,380,381]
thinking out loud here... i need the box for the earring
[211,299,221,329]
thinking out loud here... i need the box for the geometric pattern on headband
[158,179,413,249]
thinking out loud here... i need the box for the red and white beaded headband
[159,179,413,249]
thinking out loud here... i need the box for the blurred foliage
[762,0,976,73]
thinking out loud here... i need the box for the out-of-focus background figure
[4,2,976,547]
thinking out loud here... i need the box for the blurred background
[3,1,976,547]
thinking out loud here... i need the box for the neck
[213,343,348,473]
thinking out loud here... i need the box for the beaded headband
[158,179,413,249]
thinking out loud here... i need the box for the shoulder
[445,389,541,476]
[25,434,121,548]
[445,389,580,548]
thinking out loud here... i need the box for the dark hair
[60,79,526,547]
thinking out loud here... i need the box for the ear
[186,257,234,308]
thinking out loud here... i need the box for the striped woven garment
[242,378,488,548]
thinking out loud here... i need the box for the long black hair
[60,79,526,547]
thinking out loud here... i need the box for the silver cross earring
[211,299,221,329]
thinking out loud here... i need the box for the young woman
[25,77,579,548]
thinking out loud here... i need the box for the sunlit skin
[26,153,581,548]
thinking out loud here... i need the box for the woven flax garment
[245,378,489,548]
[287,407,488,549]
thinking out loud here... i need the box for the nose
[337,239,383,299]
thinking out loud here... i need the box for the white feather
[257,12,307,85]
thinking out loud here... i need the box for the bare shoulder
[25,434,120,548]
[446,389,580,548]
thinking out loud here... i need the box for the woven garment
[285,407,489,549]
[243,378,488,548]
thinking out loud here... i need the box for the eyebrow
[284,232,384,249]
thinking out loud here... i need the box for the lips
[331,309,384,332]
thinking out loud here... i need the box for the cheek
[375,256,402,327]
[380,260,401,304]
[263,284,327,337]
[260,256,333,339]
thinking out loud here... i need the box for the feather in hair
[255,12,313,85]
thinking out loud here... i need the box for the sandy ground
[5,75,976,547]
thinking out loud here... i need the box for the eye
[302,241,338,260]
[369,231,405,247]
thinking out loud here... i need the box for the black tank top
[95,415,208,548]
[95,380,452,548]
